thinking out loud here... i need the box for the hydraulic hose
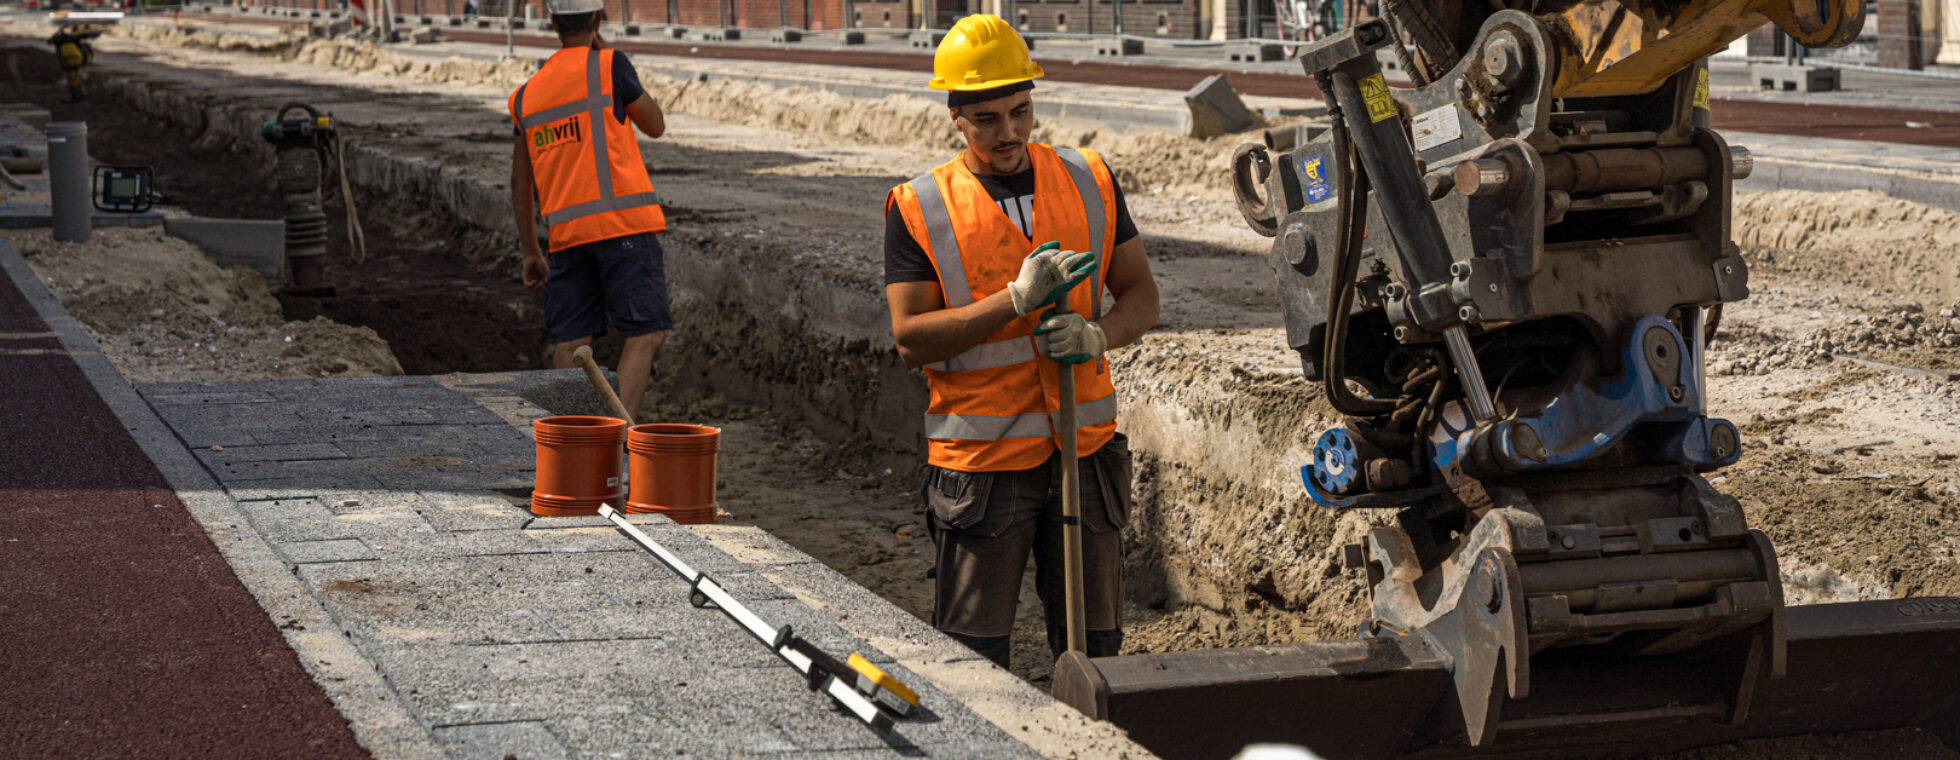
[1318,79,1399,419]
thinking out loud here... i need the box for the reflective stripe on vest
[910,149,1110,377]
[515,50,659,229]
[923,392,1118,441]
[908,151,1106,317]
[898,145,1122,460]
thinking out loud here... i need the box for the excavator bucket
[1054,597,1960,758]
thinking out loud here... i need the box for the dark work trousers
[924,432,1133,670]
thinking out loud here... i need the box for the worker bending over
[509,0,670,417]
[883,14,1161,670]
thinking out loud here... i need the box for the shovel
[1047,291,1088,656]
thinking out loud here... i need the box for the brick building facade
[238,0,1273,38]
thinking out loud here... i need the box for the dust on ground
[11,226,401,382]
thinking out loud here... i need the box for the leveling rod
[598,505,919,731]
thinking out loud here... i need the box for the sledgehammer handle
[1054,293,1087,656]
[572,345,636,423]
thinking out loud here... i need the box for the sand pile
[14,227,402,382]
[1736,189,1960,303]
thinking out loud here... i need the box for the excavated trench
[4,50,555,376]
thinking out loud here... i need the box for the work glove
[1006,241,1098,317]
[1034,310,1107,365]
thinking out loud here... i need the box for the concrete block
[623,23,639,35]
[1095,38,1142,56]
[1184,72,1258,138]
[1229,43,1283,62]
[447,16,462,26]
[911,30,944,49]
[410,27,441,44]
[418,15,433,24]
[769,28,802,43]
[476,17,492,27]
[840,30,865,44]
[1750,62,1842,92]
[665,26,686,38]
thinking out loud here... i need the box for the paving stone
[195,442,348,464]
[549,708,802,757]
[693,524,822,566]
[228,476,383,501]
[443,529,549,558]
[281,537,379,564]
[420,490,533,531]
[299,558,560,645]
[335,436,527,461]
[160,423,261,448]
[294,407,444,426]
[144,390,277,406]
[236,496,346,542]
[434,720,569,760]
[317,488,433,515]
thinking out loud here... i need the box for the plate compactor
[1052,1,1960,757]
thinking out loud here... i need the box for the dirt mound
[120,24,539,87]
[14,226,402,382]
[653,70,1252,194]
[1718,302,1960,375]
[115,23,1251,197]
[1736,189,1960,302]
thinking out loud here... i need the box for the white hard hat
[546,0,603,14]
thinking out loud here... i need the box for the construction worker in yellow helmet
[883,13,1160,671]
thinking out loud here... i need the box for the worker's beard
[974,141,1027,175]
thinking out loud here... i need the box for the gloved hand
[1034,310,1107,365]
[1006,241,1098,317]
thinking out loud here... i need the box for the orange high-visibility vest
[508,48,665,252]
[887,144,1121,473]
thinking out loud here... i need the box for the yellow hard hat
[929,14,1045,92]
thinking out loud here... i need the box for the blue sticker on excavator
[1300,153,1330,204]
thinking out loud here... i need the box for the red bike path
[0,263,368,758]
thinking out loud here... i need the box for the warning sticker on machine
[1300,152,1331,204]
[1412,105,1462,152]
[1693,68,1710,111]
[1361,73,1398,123]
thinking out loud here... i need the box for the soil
[9,21,1960,756]
[11,226,402,382]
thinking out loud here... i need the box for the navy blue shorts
[542,232,672,341]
